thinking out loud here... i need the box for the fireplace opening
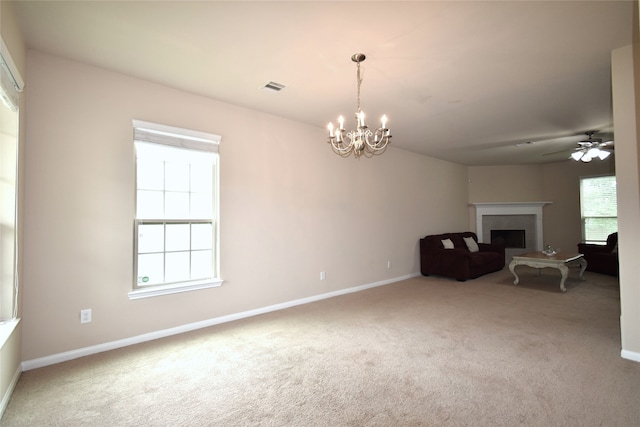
[491,229,525,248]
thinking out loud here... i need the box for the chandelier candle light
[327,53,391,158]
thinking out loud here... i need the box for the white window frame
[0,37,23,321]
[579,174,617,244]
[129,120,222,300]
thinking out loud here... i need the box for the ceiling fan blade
[543,148,575,157]
[580,137,602,144]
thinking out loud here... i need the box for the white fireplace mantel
[470,202,552,251]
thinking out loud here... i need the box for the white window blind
[0,38,24,111]
[133,121,219,153]
[580,175,617,244]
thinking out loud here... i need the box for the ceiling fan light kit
[327,53,391,158]
[570,131,613,162]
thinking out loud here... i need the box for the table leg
[509,260,520,285]
[558,264,569,292]
[578,258,587,280]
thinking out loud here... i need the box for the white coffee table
[508,252,587,292]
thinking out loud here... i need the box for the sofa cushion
[468,253,485,267]
[463,236,479,252]
[441,238,454,249]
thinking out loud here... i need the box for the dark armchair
[577,232,618,276]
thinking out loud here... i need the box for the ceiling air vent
[263,81,286,92]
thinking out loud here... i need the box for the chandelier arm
[368,141,391,152]
[330,133,390,156]
[363,142,390,157]
[371,129,390,144]
[364,146,385,158]
[330,139,355,154]
[361,149,374,159]
[363,129,391,150]
[334,145,354,158]
[366,142,390,152]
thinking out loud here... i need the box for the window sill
[0,318,20,350]
[128,279,223,300]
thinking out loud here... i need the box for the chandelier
[327,53,391,158]
[570,131,612,162]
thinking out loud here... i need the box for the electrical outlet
[80,309,92,324]
[387,260,392,269]
[320,271,326,280]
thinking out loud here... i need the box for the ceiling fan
[542,131,614,161]
[570,131,614,162]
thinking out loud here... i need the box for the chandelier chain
[356,61,362,113]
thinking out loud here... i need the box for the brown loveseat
[577,232,618,276]
[420,232,505,281]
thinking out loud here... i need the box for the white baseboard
[0,364,21,419]
[621,349,640,363]
[22,273,420,371]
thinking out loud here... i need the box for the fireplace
[471,202,551,259]
[491,229,525,248]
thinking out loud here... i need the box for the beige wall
[21,51,469,361]
[541,161,615,253]
[468,160,614,253]
[468,165,545,204]
[613,42,640,357]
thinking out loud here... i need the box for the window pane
[191,163,212,193]
[585,217,618,242]
[165,192,190,218]
[138,224,164,253]
[138,253,164,285]
[166,223,190,252]
[191,250,213,279]
[165,251,190,282]
[192,223,213,250]
[191,193,213,218]
[137,190,164,218]
[581,176,617,217]
[580,175,617,243]
[165,161,190,192]
[137,159,164,190]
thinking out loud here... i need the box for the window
[580,175,617,244]
[131,120,221,299]
[0,38,23,320]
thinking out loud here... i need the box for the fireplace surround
[471,202,551,254]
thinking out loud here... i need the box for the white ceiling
[12,0,633,165]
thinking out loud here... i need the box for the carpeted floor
[2,267,638,426]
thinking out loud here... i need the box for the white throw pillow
[441,238,454,249]
[463,236,479,253]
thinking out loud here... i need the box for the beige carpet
[2,267,639,426]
